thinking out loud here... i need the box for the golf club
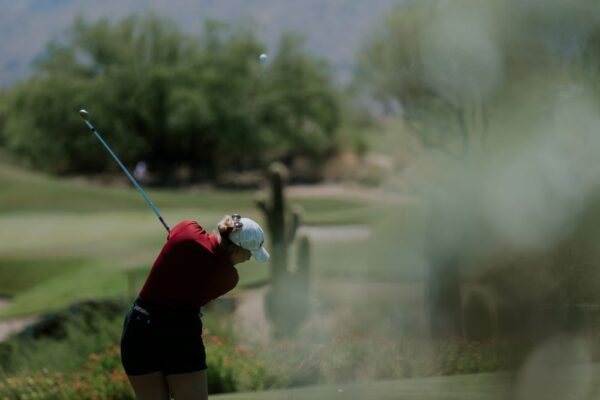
[79,109,170,233]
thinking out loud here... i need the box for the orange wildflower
[211,336,224,346]
[73,380,88,390]
[111,368,128,383]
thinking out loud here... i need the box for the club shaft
[83,119,170,233]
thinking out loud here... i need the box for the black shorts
[120,298,207,376]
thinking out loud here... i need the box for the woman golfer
[121,214,269,400]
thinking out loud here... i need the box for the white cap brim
[251,247,270,263]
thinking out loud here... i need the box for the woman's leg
[127,371,171,400]
[166,370,208,400]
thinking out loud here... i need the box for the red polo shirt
[139,220,239,310]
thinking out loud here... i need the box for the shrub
[251,334,541,386]
[74,346,133,400]
[0,305,124,374]
[0,370,69,400]
[204,333,282,393]
[1,335,273,399]
[3,306,578,399]
[0,346,133,400]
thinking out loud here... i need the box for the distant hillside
[0,0,403,87]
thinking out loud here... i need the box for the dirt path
[287,184,416,205]
[232,286,271,345]
[0,299,39,342]
[231,223,376,345]
[298,225,371,241]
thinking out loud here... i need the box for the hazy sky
[0,0,402,87]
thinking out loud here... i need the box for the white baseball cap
[229,217,270,263]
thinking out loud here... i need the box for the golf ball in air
[259,53,268,62]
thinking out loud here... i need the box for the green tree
[355,0,600,158]
[1,14,340,181]
[257,34,340,163]
[355,1,501,158]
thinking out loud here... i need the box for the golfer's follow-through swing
[79,109,270,400]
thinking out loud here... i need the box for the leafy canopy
[0,14,340,181]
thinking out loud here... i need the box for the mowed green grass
[0,258,83,296]
[0,160,393,317]
[0,160,250,214]
[213,366,600,400]
[0,161,371,220]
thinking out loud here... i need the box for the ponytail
[218,215,235,237]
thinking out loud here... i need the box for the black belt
[134,297,202,318]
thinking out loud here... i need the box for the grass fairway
[0,161,374,223]
[0,258,83,296]
[214,366,600,400]
[0,160,398,317]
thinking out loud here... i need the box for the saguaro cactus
[256,162,310,337]
[291,234,311,324]
[256,163,300,284]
